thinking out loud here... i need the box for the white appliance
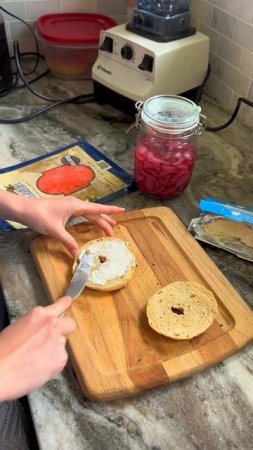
[92,0,210,118]
[93,25,209,100]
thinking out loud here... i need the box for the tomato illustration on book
[36,164,95,195]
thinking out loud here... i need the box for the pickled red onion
[134,136,196,199]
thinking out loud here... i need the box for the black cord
[0,47,95,123]
[11,53,50,87]
[0,9,95,123]
[0,73,18,98]
[0,5,50,94]
[1,6,252,128]
[0,95,95,124]
[196,64,253,131]
[14,40,76,103]
[0,5,39,75]
[206,97,253,131]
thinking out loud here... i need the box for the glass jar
[134,95,206,199]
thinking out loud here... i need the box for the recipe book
[0,140,135,230]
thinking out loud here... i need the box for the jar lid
[36,13,116,45]
[141,95,201,133]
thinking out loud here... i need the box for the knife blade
[65,250,91,300]
[59,250,91,317]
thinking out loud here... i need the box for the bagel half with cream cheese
[74,237,136,291]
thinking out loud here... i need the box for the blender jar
[128,0,193,41]
[134,95,206,199]
[137,0,190,15]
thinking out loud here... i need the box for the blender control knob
[100,36,113,53]
[121,45,133,60]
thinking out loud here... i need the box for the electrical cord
[12,52,49,88]
[206,97,253,132]
[0,95,95,124]
[0,5,93,101]
[0,73,18,98]
[0,5,52,95]
[13,40,85,103]
[0,45,95,124]
[0,7,95,124]
[196,64,253,131]
[0,5,40,75]
[1,6,252,127]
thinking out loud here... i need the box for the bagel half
[146,281,218,340]
[74,237,136,291]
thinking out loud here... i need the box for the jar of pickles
[133,95,206,199]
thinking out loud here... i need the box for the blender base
[93,80,201,118]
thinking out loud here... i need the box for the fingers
[46,297,72,317]
[51,230,79,258]
[58,317,76,337]
[54,229,79,258]
[71,203,125,217]
[85,213,115,236]
[100,214,116,226]
[66,202,124,239]
[79,203,125,216]
[46,298,76,336]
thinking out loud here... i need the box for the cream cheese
[80,239,135,286]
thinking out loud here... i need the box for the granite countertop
[0,74,253,450]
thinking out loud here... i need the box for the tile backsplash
[191,0,253,128]
[1,0,253,128]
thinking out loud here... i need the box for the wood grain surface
[31,207,253,401]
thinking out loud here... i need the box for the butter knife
[60,250,91,317]
[65,250,91,300]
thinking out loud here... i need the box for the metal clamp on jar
[133,95,206,199]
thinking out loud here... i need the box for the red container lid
[36,13,117,45]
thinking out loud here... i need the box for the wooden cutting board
[31,207,253,401]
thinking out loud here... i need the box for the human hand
[20,197,125,257]
[0,297,75,402]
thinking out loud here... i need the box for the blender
[92,0,209,116]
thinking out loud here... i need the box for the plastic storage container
[133,95,206,199]
[36,13,116,79]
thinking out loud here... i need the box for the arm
[0,190,125,257]
[0,189,29,223]
[0,297,75,402]
[0,191,125,400]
